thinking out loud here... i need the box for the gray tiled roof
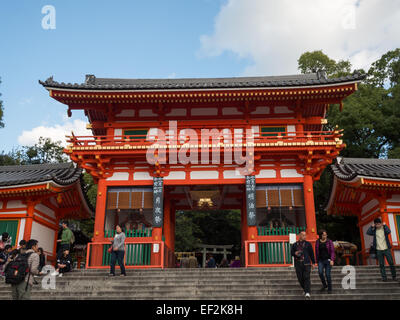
[331,157,400,181]
[39,71,365,91]
[0,163,83,187]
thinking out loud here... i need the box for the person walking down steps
[367,218,397,282]
[291,231,316,300]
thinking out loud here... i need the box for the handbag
[107,247,113,253]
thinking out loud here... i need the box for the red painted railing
[67,130,342,150]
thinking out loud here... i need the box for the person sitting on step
[52,249,72,277]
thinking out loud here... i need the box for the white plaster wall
[251,106,270,114]
[222,107,241,115]
[287,125,296,137]
[139,109,157,117]
[116,109,135,117]
[388,194,400,202]
[114,128,123,137]
[223,170,245,179]
[166,108,187,117]
[280,169,303,178]
[190,171,218,180]
[362,199,379,215]
[275,106,293,114]
[30,221,55,255]
[191,108,218,116]
[6,200,25,209]
[388,213,398,245]
[133,172,152,180]
[395,250,400,265]
[17,219,25,245]
[256,170,277,178]
[164,171,186,180]
[107,172,130,181]
[35,204,56,219]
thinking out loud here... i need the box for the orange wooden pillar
[303,174,317,242]
[23,200,36,241]
[163,198,172,250]
[91,179,107,267]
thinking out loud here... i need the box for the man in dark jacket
[291,231,315,299]
[367,218,396,281]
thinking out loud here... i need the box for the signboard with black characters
[245,175,256,226]
[152,177,164,227]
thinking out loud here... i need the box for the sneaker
[108,273,115,276]
[305,293,311,299]
[58,273,63,278]
[319,286,327,292]
[327,290,333,294]
[120,274,126,277]
[51,271,59,276]
[382,278,388,282]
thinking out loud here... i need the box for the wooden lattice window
[106,192,118,209]
[293,189,304,206]
[256,190,267,208]
[267,189,280,206]
[280,189,293,206]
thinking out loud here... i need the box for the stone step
[1,289,400,300]
[1,281,398,292]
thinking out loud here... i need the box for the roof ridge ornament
[85,74,96,85]
[316,70,327,80]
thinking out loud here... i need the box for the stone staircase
[1,266,400,300]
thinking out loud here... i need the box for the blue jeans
[110,250,126,275]
[318,260,332,291]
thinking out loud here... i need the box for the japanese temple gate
[40,71,364,268]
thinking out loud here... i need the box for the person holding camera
[291,231,315,299]
[367,218,396,282]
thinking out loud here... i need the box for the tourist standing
[0,232,11,250]
[56,221,74,258]
[109,225,126,276]
[206,255,216,268]
[6,239,40,300]
[18,240,27,254]
[315,230,335,293]
[367,218,397,281]
[291,231,315,299]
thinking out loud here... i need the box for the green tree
[298,50,352,77]
[21,137,68,164]
[0,77,4,128]
[174,210,242,257]
[298,49,400,248]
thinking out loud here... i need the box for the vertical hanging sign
[152,177,164,227]
[245,175,256,226]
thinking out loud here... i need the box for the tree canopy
[298,48,400,248]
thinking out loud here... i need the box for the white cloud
[18,119,91,147]
[199,0,400,75]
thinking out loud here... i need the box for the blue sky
[0,0,399,152]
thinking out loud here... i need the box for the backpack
[70,231,75,245]
[5,252,32,285]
